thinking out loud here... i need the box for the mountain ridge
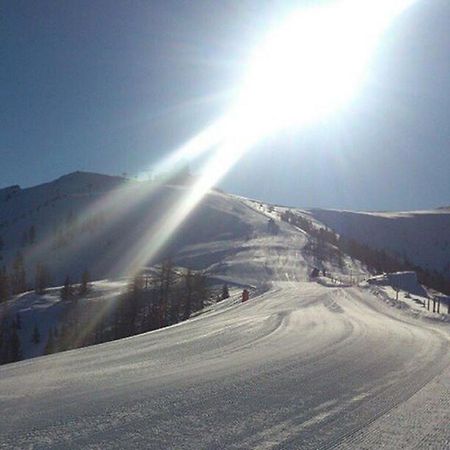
[1,170,449,286]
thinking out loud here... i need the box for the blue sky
[2,0,449,211]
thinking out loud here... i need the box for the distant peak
[46,171,128,195]
[0,184,21,201]
[54,171,125,183]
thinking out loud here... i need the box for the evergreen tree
[44,329,55,354]
[29,225,36,245]
[15,313,21,330]
[192,272,207,312]
[10,323,21,362]
[78,269,90,296]
[11,252,27,294]
[0,266,9,302]
[183,268,193,320]
[221,283,230,300]
[113,274,143,339]
[158,259,175,327]
[127,274,142,334]
[31,324,41,344]
[60,276,73,301]
[35,262,50,295]
[130,272,144,296]
[0,317,6,363]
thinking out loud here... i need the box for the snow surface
[3,172,449,284]
[364,272,450,324]
[0,280,129,360]
[308,208,450,279]
[0,173,274,284]
[2,213,450,447]
[1,174,449,448]
[1,280,449,449]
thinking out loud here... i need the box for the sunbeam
[22,0,417,284]
[118,0,417,276]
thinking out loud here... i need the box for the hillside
[1,248,449,448]
[308,208,450,280]
[1,172,366,364]
[0,172,277,285]
[2,172,449,288]
[1,172,450,448]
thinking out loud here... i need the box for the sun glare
[234,0,416,135]
[121,0,417,274]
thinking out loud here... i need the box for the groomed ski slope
[1,280,449,449]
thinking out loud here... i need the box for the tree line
[280,210,450,295]
[0,269,91,365]
[0,253,55,302]
[0,259,216,365]
[39,261,210,357]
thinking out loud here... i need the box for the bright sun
[150,0,416,178]
[233,0,416,135]
[131,0,417,273]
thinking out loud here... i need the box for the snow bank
[367,271,428,297]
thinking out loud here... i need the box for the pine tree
[10,323,21,362]
[127,274,142,334]
[44,329,55,354]
[35,262,50,295]
[183,268,193,320]
[221,283,230,300]
[158,259,175,327]
[60,276,73,301]
[31,324,41,344]
[29,225,36,245]
[0,317,6,363]
[11,252,27,294]
[130,272,144,296]
[15,313,21,330]
[78,269,90,296]
[192,272,207,312]
[0,266,9,302]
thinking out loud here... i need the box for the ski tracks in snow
[0,283,449,449]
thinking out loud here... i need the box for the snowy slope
[0,172,274,284]
[1,172,450,449]
[1,172,364,364]
[1,280,128,360]
[308,208,450,279]
[1,281,449,448]
[3,172,448,285]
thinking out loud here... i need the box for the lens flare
[34,0,416,286]
[234,0,416,135]
[117,0,418,276]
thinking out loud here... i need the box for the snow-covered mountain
[308,208,450,280]
[1,171,450,448]
[2,171,449,288]
[1,171,365,365]
[0,172,279,285]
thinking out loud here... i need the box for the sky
[2,0,450,211]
